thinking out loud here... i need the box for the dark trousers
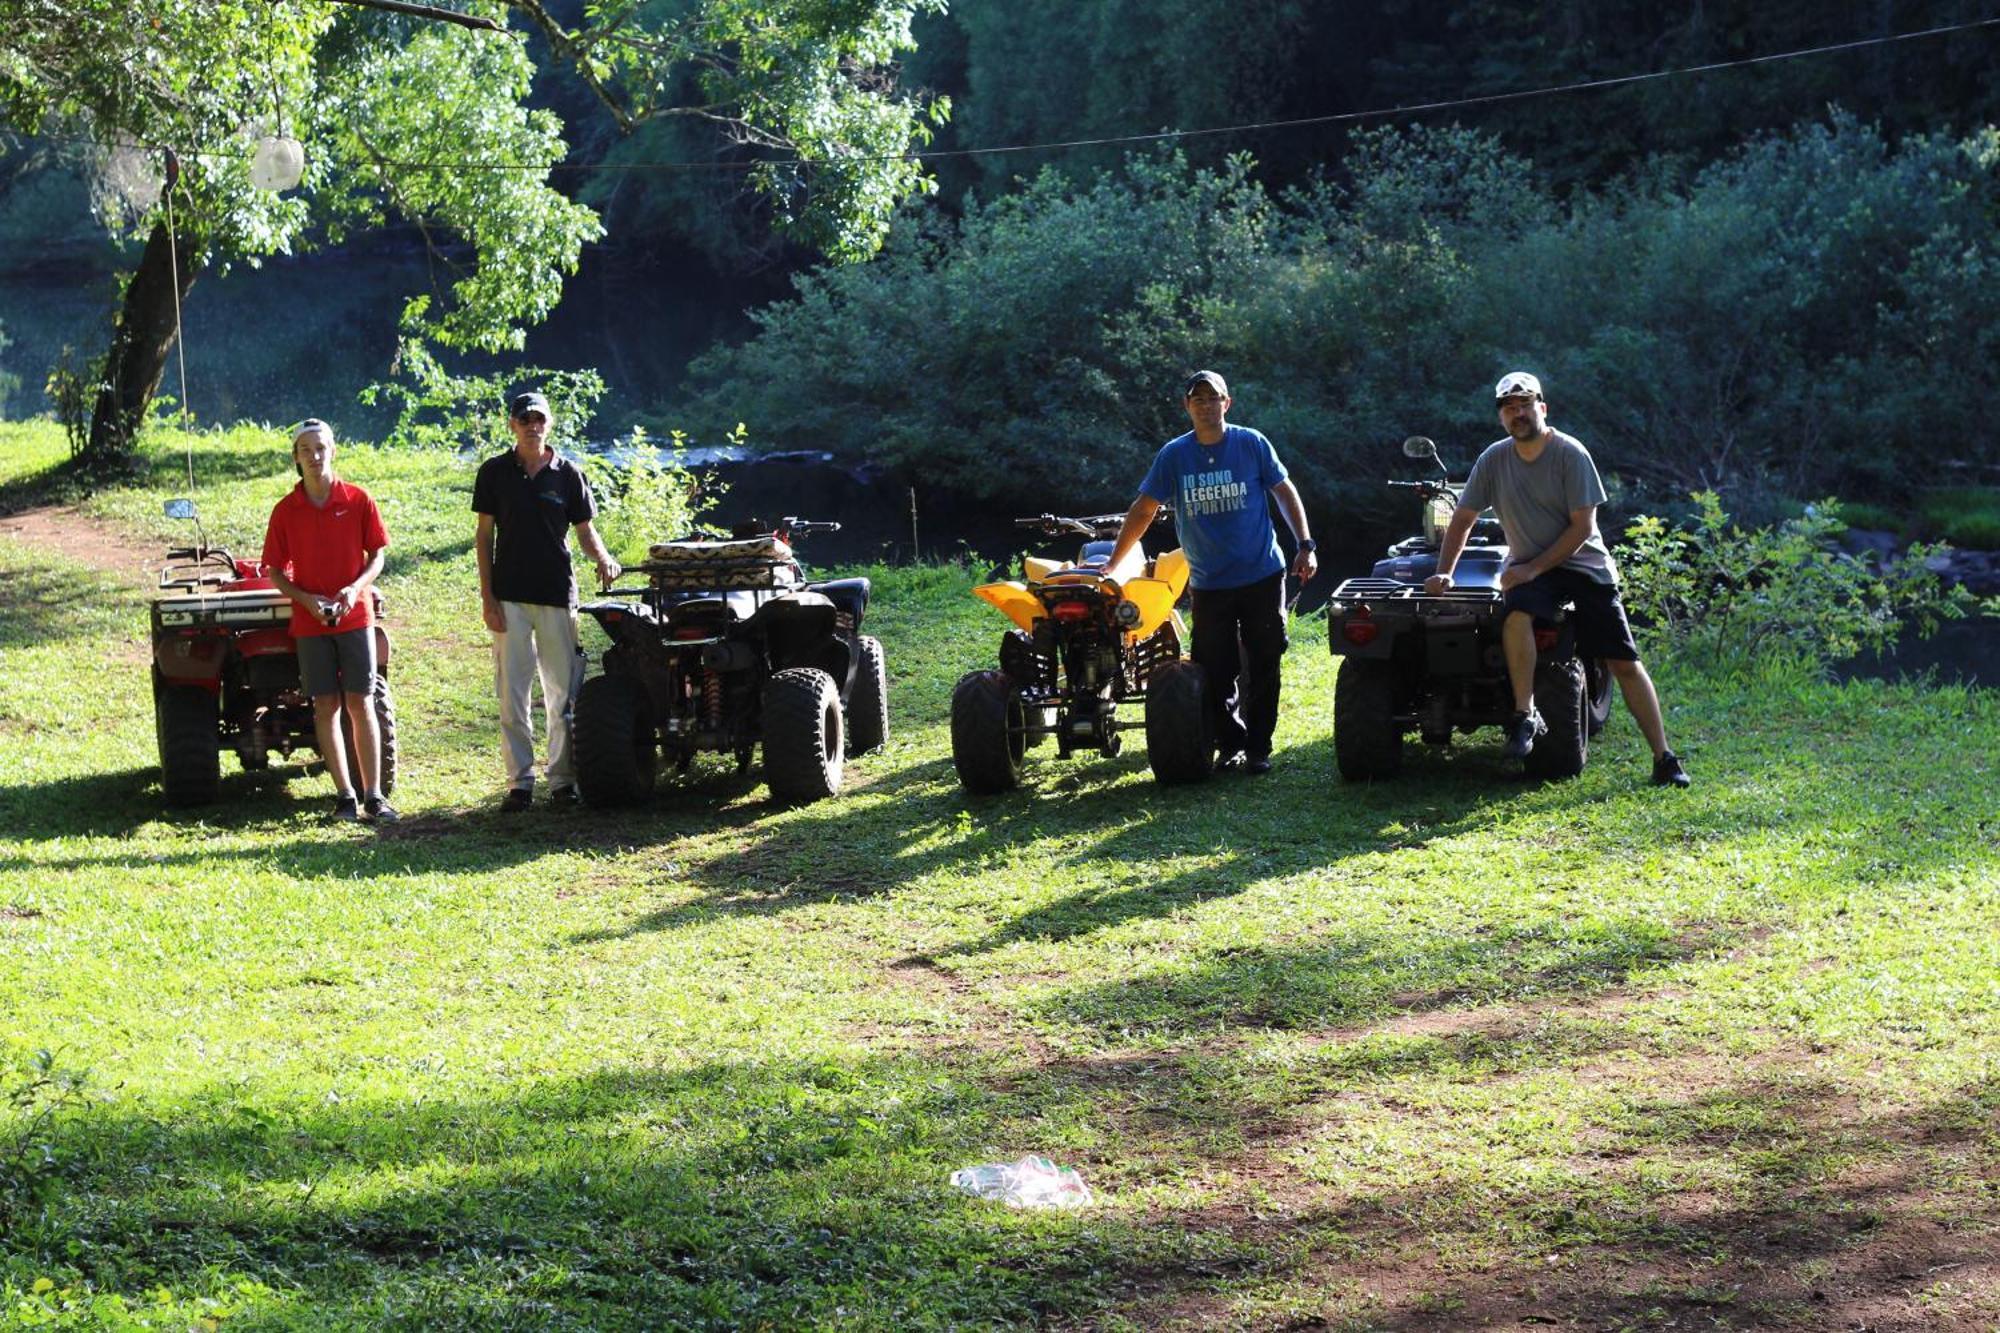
[1189,572,1288,760]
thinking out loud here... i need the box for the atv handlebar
[159,545,243,589]
[1014,510,1165,539]
[779,517,841,536]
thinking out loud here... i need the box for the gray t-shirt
[1458,429,1617,584]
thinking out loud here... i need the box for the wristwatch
[1297,539,1317,555]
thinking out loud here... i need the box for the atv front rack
[153,586,293,628]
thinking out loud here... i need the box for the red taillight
[1534,627,1558,652]
[672,625,711,640]
[1051,601,1092,623]
[1340,604,1377,645]
[602,611,624,625]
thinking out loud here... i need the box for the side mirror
[164,498,197,520]
[1401,436,1438,460]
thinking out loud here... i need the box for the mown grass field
[2,422,1996,1331]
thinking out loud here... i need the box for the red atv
[150,498,396,805]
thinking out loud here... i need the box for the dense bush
[689,116,2000,524]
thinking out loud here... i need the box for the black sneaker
[327,795,360,822]
[548,785,581,806]
[1245,755,1273,776]
[1501,709,1545,759]
[1652,751,1691,788]
[363,795,401,823]
[499,788,532,812]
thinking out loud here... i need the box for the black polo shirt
[472,447,598,608]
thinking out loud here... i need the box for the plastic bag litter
[950,1155,1093,1209]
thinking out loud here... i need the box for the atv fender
[154,633,228,686]
[1148,548,1190,600]
[579,600,659,644]
[1119,576,1179,639]
[754,593,850,686]
[236,627,295,658]
[809,576,872,630]
[974,581,1042,634]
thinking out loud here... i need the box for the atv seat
[1024,542,1145,586]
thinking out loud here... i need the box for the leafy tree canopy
[0,0,949,455]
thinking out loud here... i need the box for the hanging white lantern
[249,136,305,192]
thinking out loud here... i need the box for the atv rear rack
[638,536,798,591]
[1329,577,1503,612]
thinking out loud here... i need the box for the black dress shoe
[1245,756,1273,776]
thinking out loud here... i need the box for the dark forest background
[3,0,1998,529]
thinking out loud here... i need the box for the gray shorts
[298,627,378,698]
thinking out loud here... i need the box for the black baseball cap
[509,391,551,420]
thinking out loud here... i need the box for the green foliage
[359,334,607,453]
[1615,492,1977,670]
[694,116,2000,519]
[39,348,92,459]
[689,148,1481,511]
[593,425,729,563]
[1916,487,2000,549]
[0,1049,89,1231]
[517,0,950,264]
[0,323,17,418]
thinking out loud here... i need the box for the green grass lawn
[2,424,1996,1330]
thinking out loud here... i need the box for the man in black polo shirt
[473,391,622,810]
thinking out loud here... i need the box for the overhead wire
[151,13,2000,175]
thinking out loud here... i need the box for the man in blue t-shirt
[1107,371,1317,774]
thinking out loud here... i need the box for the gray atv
[1325,436,1611,781]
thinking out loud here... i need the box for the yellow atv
[951,511,1213,791]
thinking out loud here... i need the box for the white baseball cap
[1494,371,1543,401]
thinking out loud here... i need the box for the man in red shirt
[262,419,397,822]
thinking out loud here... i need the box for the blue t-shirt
[1139,424,1288,591]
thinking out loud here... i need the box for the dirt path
[0,503,162,583]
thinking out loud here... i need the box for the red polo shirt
[261,479,389,637]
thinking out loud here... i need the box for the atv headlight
[1112,600,1142,628]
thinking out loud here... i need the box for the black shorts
[1502,567,1640,661]
[297,626,379,698]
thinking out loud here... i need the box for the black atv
[573,517,886,806]
[1326,436,1611,781]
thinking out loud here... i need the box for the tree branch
[323,0,504,33]
[503,0,639,132]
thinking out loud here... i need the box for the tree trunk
[86,218,203,461]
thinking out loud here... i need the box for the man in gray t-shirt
[1426,372,1689,787]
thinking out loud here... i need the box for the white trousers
[494,601,585,790]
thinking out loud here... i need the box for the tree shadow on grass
[0,559,136,649]
[572,727,1742,951]
[1181,1071,2000,1332]
[1026,914,1707,1038]
[3,1052,1275,1329]
[12,1034,1991,1329]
